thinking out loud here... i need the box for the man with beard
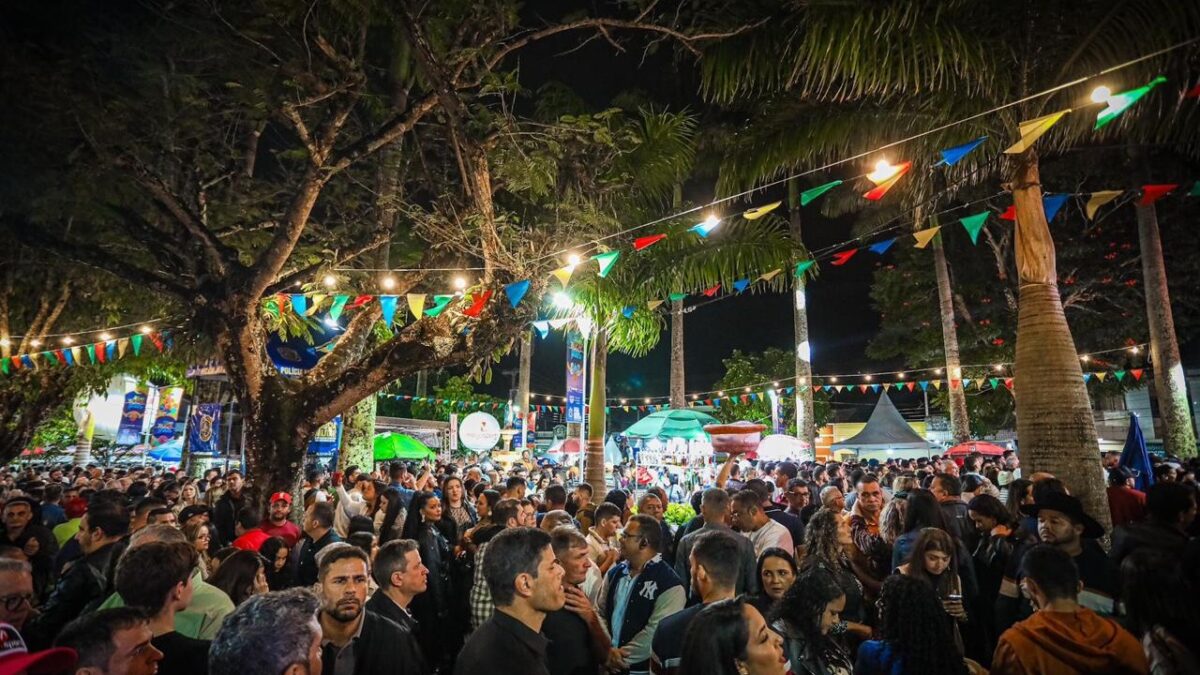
[316,543,426,675]
[366,539,429,672]
[212,471,247,545]
[261,492,302,548]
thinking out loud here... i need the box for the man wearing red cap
[0,622,75,675]
[260,492,301,548]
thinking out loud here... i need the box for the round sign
[459,412,501,451]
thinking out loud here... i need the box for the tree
[406,376,503,423]
[712,348,832,431]
[0,0,757,507]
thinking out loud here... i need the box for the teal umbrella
[622,409,719,441]
[373,433,436,462]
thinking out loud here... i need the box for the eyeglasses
[618,531,643,542]
[0,594,33,612]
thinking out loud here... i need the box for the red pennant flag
[702,284,721,297]
[1185,83,1200,98]
[999,205,1016,221]
[740,395,749,404]
[858,385,869,393]
[463,290,494,318]
[1003,377,1014,390]
[1131,368,1144,381]
[1139,184,1178,206]
[633,234,667,251]
[95,343,107,364]
[350,295,374,308]
[149,333,165,352]
[905,382,916,392]
[830,249,859,266]
[950,379,961,390]
[862,162,913,201]
[53,350,66,366]
[705,399,714,406]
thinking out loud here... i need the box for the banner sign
[116,385,149,446]
[307,416,342,457]
[565,330,585,424]
[449,414,459,452]
[187,403,222,455]
[150,386,184,445]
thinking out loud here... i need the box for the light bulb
[703,214,719,228]
[139,325,153,334]
[453,277,468,290]
[744,387,751,392]
[1090,85,1112,103]
[772,381,780,387]
[62,337,74,345]
[867,159,900,183]
[830,377,838,383]
[875,159,891,173]
[620,399,627,405]
[994,364,1004,372]
[934,368,943,375]
[567,253,581,267]
[692,394,699,400]
[1129,346,1139,354]
[322,274,337,289]
[898,373,906,379]
[380,276,397,291]
[718,391,725,397]
[799,378,807,385]
[864,375,872,382]
[644,398,651,404]
[99,332,111,341]
[30,339,41,347]
[1081,355,1090,362]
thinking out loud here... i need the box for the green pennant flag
[668,293,687,302]
[958,211,989,245]
[131,334,143,356]
[264,299,280,318]
[1095,76,1167,129]
[1189,180,1200,197]
[85,344,97,364]
[424,295,455,317]
[794,260,816,277]
[592,251,620,278]
[0,358,9,375]
[800,180,844,206]
[988,377,1000,389]
[1115,370,1127,381]
[329,295,349,321]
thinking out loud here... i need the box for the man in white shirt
[334,474,376,538]
[586,503,621,575]
[730,490,793,559]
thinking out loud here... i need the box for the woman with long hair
[182,522,213,578]
[1004,479,1034,526]
[463,489,501,551]
[773,568,853,675]
[879,497,907,547]
[376,487,407,545]
[172,481,201,516]
[438,476,477,545]
[855,575,968,675]
[891,489,947,569]
[967,493,1016,647]
[679,597,786,675]
[800,509,870,637]
[401,491,457,670]
[750,548,797,618]
[207,549,269,606]
[258,536,293,590]
[1121,549,1200,673]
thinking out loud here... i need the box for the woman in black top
[773,567,853,675]
[750,548,797,619]
[258,536,293,590]
[402,490,457,670]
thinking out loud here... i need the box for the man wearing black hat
[1105,467,1146,528]
[995,492,1117,634]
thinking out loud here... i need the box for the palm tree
[695,0,1200,523]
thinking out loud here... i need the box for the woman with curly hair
[800,509,871,637]
[773,567,853,675]
[878,497,907,548]
[679,596,786,675]
[855,575,968,675]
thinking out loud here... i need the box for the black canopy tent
[831,394,939,460]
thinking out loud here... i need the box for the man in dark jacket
[366,540,426,649]
[295,502,342,587]
[316,543,426,675]
[27,500,128,646]
[931,473,974,548]
[0,496,58,593]
[1110,481,1197,565]
[211,470,246,545]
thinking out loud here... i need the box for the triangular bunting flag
[131,335,143,357]
[548,319,571,330]
[70,346,82,364]
[669,293,687,302]
[1131,368,1144,381]
[938,136,987,166]
[743,201,781,220]
[463,290,494,318]
[858,385,869,394]
[1096,372,1108,382]
[690,218,721,237]
[20,356,34,370]
[105,341,116,362]
[1004,109,1070,154]
[863,162,912,200]
[379,295,398,326]
[1095,76,1167,129]
[759,269,783,283]
[918,381,929,391]
[1003,378,1014,390]
[794,260,815,277]
[999,205,1016,221]
[504,280,530,308]
[149,333,165,352]
[421,295,452,318]
[959,212,989,244]
[830,249,858,266]
[329,295,349,321]
[350,295,373,308]
[57,350,70,366]
[1043,193,1069,222]
[85,343,97,364]
[868,238,897,255]
[912,226,941,249]
[407,294,427,320]
[1085,191,1123,220]
[701,284,721,297]
[551,266,573,288]
[622,306,636,319]
[732,279,750,293]
[988,377,1000,389]
[0,358,8,375]
[1083,373,1093,382]
[950,379,961,389]
[647,300,664,311]
[870,384,880,393]
[1190,181,1200,197]
[633,234,667,251]
[117,338,129,359]
[801,180,844,206]
[1139,184,1177,206]
[962,379,972,389]
[290,294,307,316]
[1114,370,1127,381]
[822,385,833,393]
[905,382,916,392]
[931,380,943,390]
[592,251,620,278]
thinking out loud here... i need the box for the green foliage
[712,348,831,430]
[664,502,695,528]
[405,375,502,422]
[30,407,77,450]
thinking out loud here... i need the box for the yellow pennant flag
[1095,372,1108,382]
[407,294,427,320]
[931,380,943,390]
[743,201,782,220]
[1085,190,1123,220]
[912,226,941,249]
[550,265,573,288]
[647,300,664,310]
[759,269,783,282]
[117,337,129,359]
[1004,109,1071,154]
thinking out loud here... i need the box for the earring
[735,661,750,675]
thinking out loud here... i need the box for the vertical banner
[307,416,342,457]
[565,330,585,423]
[187,403,222,455]
[449,413,459,453]
[115,384,149,446]
[525,411,538,449]
[150,386,184,445]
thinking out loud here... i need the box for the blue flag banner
[187,403,222,455]
[1043,193,1069,222]
[938,136,987,166]
[868,238,897,255]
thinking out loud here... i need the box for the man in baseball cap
[260,493,301,548]
[0,622,75,675]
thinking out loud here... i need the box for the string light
[897,373,906,379]
[994,364,1004,372]
[322,274,337,289]
[99,332,111,341]
[772,381,780,387]
[934,368,943,375]
[644,398,651,404]
[566,253,582,268]
[864,375,872,382]
[1090,85,1112,103]
[62,337,74,345]
[0,338,9,348]
[620,399,627,405]
[829,377,838,383]
[453,277,468,290]
[139,325,153,334]
[1129,346,1140,354]
[29,339,41,347]
[744,387,751,392]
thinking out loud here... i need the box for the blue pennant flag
[937,136,987,166]
[1083,373,1093,382]
[1043,193,1069,222]
[784,387,795,395]
[291,294,307,315]
[379,295,398,326]
[105,341,116,362]
[962,379,972,389]
[622,306,636,319]
[868,238,897,255]
[871,384,880,393]
[919,380,930,391]
[505,280,531,308]
[732,279,751,293]
[63,349,75,366]
[713,399,721,409]
[749,393,759,402]
[531,321,550,339]
[823,385,833,392]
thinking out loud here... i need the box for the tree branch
[263,225,395,296]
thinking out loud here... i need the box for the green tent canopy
[373,432,436,461]
[622,408,719,441]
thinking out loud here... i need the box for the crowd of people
[0,447,1195,675]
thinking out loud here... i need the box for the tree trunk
[339,394,377,472]
[930,215,971,442]
[787,179,816,449]
[240,376,314,515]
[415,370,429,397]
[585,329,608,490]
[516,328,532,448]
[670,300,685,408]
[1136,203,1197,457]
[1010,150,1109,530]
